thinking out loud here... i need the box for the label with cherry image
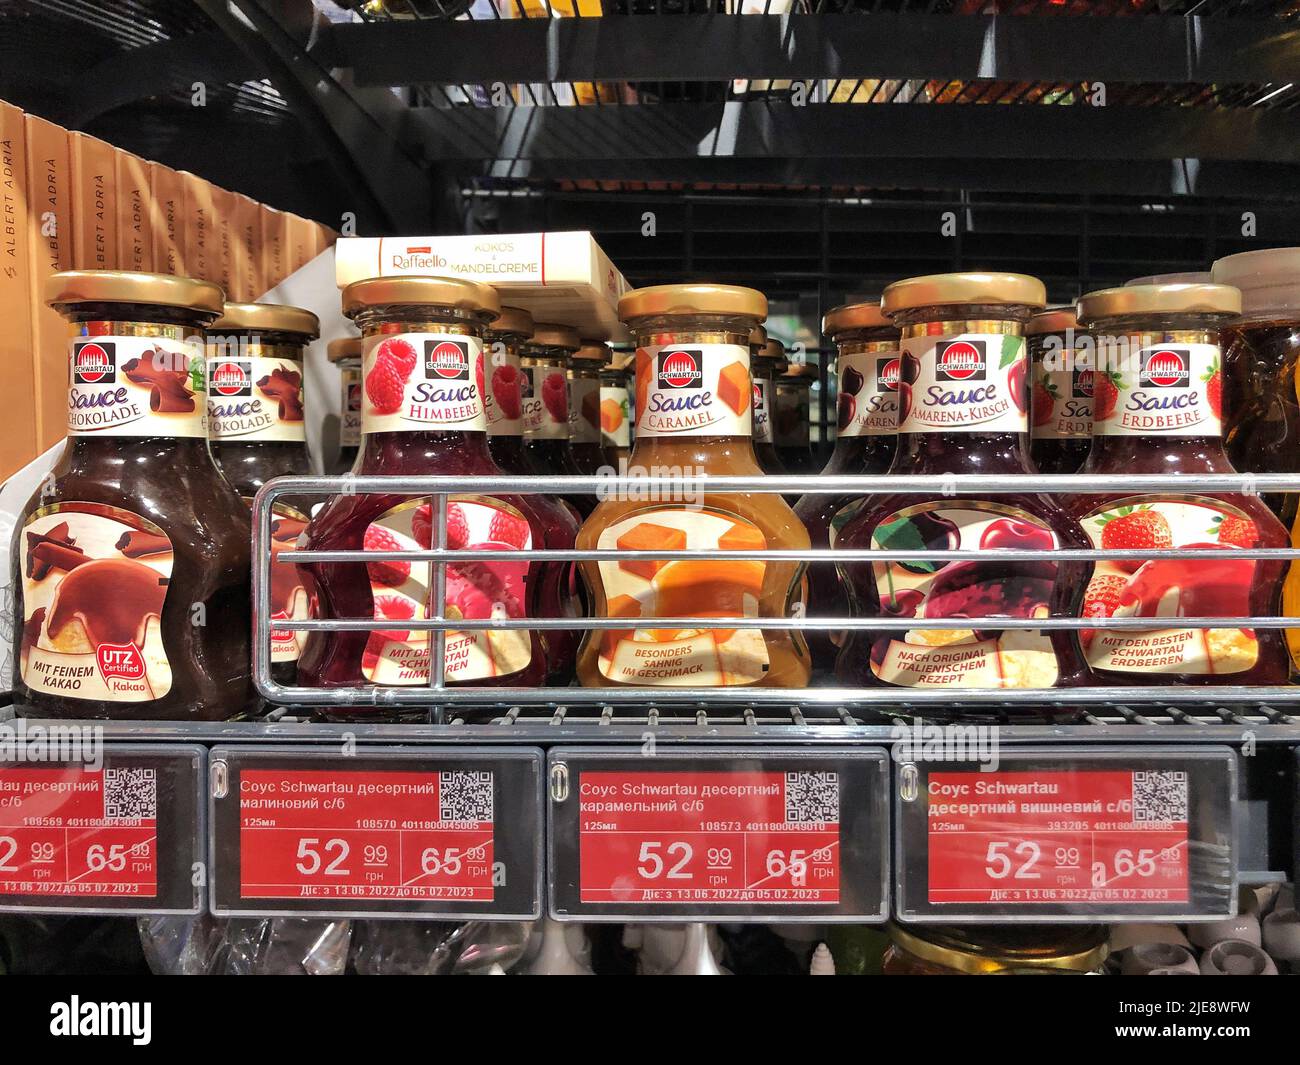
[19,503,173,703]
[869,502,1061,688]
[266,505,311,664]
[1030,360,1093,440]
[361,497,534,685]
[522,361,569,440]
[569,375,602,444]
[1092,342,1222,438]
[837,350,899,438]
[635,344,753,438]
[600,385,631,449]
[898,333,1027,435]
[594,508,771,686]
[484,345,525,437]
[361,332,486,434]
[67,334,206,439]
[206,352,306,442]
[1079,495,1261,675]
[340,366,362,446]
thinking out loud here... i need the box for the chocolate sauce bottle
[327,336,363,474]
[12,271,255,720]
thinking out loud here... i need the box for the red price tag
[927,770,1189,905]
[239,769,494,902]
[579,770,840,904]
[0,766,158,899]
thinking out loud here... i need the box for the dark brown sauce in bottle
[327,336,363,475]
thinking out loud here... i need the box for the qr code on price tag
[103,767,157,821]
[439,771,493,823]
[784,771,839,823]
[1132,770,1188,823]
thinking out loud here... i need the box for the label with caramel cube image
[636,344,752,438]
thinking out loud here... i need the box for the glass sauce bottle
[599,348,633,469]
[1027,307,1092,474]
[834,272,1090,692]
[749,328,787,476]
[12,270,255,720]
[772,343,817,474]
[521,322,591,518]
[575,284,811,689]
[327,336,363,474]
[568,340,613,475]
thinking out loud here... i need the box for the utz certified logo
[1073,368,1095,398]
[210,359,252,397]
[72,341,116,384]
[657,348,703,389]
[934,340,986,382]
[425,339,470,380]
[877,356,901,392]
[1140,348,1190,388]
[96,642,146,682]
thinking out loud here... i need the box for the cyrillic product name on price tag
[239,769,495,902]
[0,765,158,899]
[579,770,841,904]
[927,770,1189,905]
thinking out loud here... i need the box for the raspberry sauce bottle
[794,301,899,676]
[569,341,613,475]
[521,322,592,517]
[12,271,255,720]
[749,328,787,476]
[1028,308,1092,475]
[834,272,1091,692]
[599,349,632,469]
[296,276,568,704]
[575,284,811,689]
[327,336,362,474]
[1072,282,1290,686]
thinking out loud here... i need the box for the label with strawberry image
[897,333,1027,434]
[569,374,602,444]
[599,385,631,449]
[484,345,525,436]
[1080,496,1261,674]
[340,366,362,446]
[594,508,771,686]
[1092,343,1222,438]
[361,332,487,434]
[522,362,570,440]
[837,351,899,438]
[1030,360,1093,440]
[635,344,753,438]
[67,334,207,438]
[870,503,1060,688]
[206,353,306,441]
[361,497,534,685]
[20,503,174,702]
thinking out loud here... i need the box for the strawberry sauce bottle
[296,277,569,702]
[795,300,899,676]
[568,340,613,475]
[521,322,592,517]
[1072,282,1289,686]
[1027,308,1092,475]
[834,272,1090,691]
[327,336,363,474]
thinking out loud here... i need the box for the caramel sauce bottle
[1027,308,1092,475]
[599,350,633,469]
[327,336,363,474]
[575,284,811,689]
[12,271,255,720]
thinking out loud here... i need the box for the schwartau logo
[1140,347,1190,388]
[1073,368,1095,398]
[72,341,116,384]
[877,356,901,392]
[425,339,470,380]
[935,340,986,382]
[657,348,703,389]
[209,359,252,397]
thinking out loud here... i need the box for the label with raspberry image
[569,375,602,444]
[1030,359,1093,441]
[361,332,487,435]
[594,508,771,686]
[1092,342,1222,438]
[635,344,752,438]
[1079,495,1260,674]
[897,333,1027,435]
[870,503,1060,688]
[265,503,311,663]
[361,497,534,685]
[836,351,899,438]
[484,344,525,437]
[20,503,174,702]
[67,334,207,439]
[522,362,569,440]
[340,366,362,446]
[599,385,631,448]
[206,350,306,442]
[752,378,774,444]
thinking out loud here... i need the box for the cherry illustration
[979,517,1054,553]
[897,510,960,574]
[837,392,856,431]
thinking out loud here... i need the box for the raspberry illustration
[491,364,523,419]
[363,524,412,586]
[411,503,432,548]
[370,592,416,641]
[1092,371,1121,422]
[1097,506,1172,572]
[541,371,568,423]
[488,510,530,549]
[1213,513,1258,548]
[445,503,469,550]
[474,351,486,404]
[365,355,405,415]
[376,337,417,381]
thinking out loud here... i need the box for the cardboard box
[148,162,186,276]
[23,114,72,453]
[114,148,151,273]
[288,213,315,274]
[1,101,38,478]
[261,206,287,290]
[68,131,117,270]
[210,184,236,300]
[229,192,257,301]
[181,171,215,281]
[334,231,630,340]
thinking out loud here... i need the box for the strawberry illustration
[1092,371,1122,421]
[1080,572,1128,647]
[1202,356,1222,419]
[363,524,411,586]
[364,355,405,415]
[375,338,417,381]
[1031,379,1057,427]
[1096,506,1173,572]
[1212,512,1258,548]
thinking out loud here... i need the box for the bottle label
[1093,343,1223,438]
[361,332,486,434]
[752,378,775,444]
[1079,496,1260,674]
[361,497,534,685]
[634,344,753,438]
[837,352,899,438]
[265,503,311,664]
[773,383,810,447]
[206,354,306,442]
[1030,360,1093,440]
[522,361,569,440]
[484,346,525,437]
[869,502,1061,688]
[340,367,362,446]
[19,503,174,702]
[569,375,601,444]
[594,508,771,686]
[898,333,1027,434]
[67,335,206,438]
[599,385,631,449]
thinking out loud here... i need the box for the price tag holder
[0,743,205,915]
[209,745,543,919]
[548,746,889,922]
[894,745,1237,923]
